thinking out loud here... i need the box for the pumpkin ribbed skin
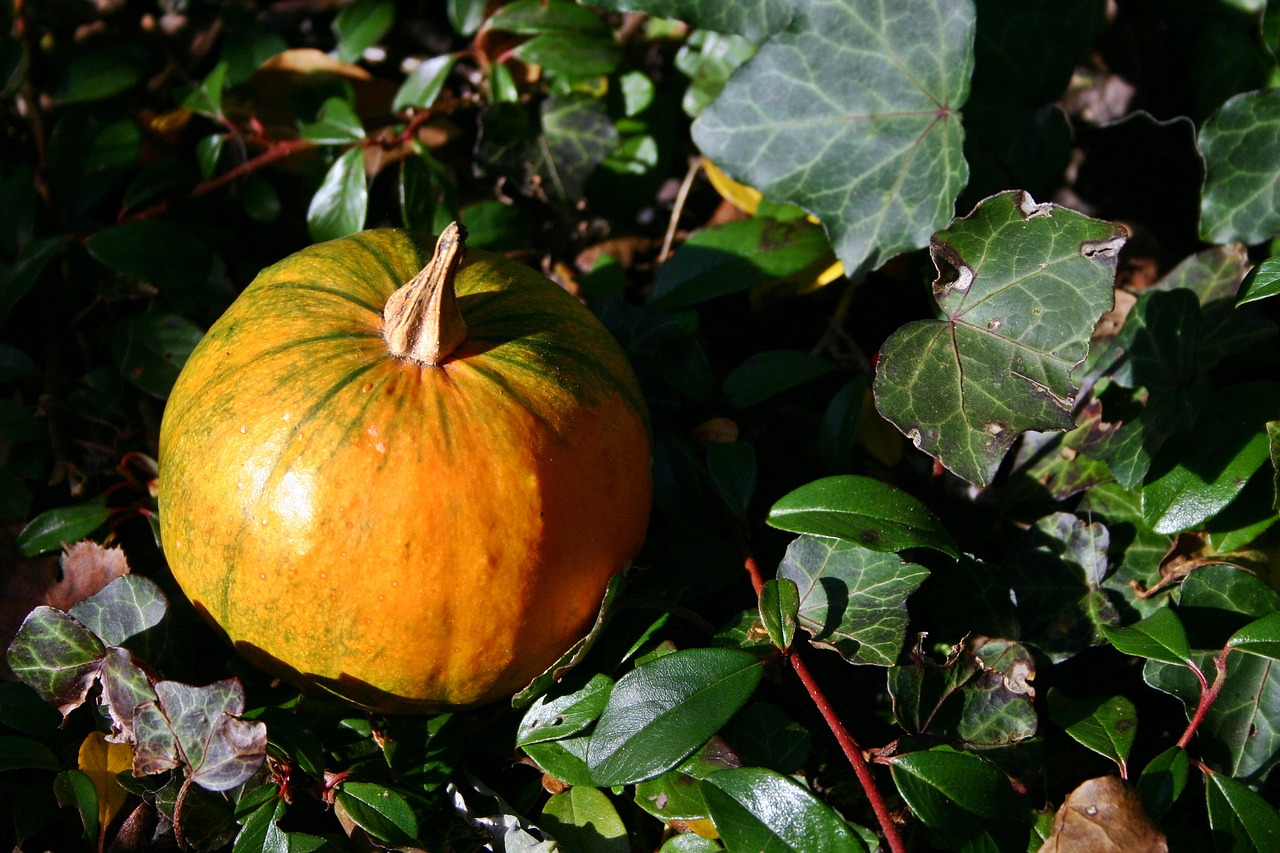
[157,229,651,712]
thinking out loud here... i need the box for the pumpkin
[157,225,651,712]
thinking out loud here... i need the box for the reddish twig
[1177,646,1232,750]
[743,556,908,853]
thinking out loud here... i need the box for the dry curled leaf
[1042,776,1167,853]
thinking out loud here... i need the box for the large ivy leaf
[6,607,105,715]
[691,0,975,276]
[68,575,167,647]
[874,191,1125,485]
[776,534,929,666]
[136,680,268,792]
[585,0,793,42]
[1199,88,1280,245]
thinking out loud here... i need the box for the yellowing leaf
[703,160,761,215]
[78,732,133,834]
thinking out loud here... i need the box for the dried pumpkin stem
[384,222,468,365]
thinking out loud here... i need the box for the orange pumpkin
[157,225,651,711]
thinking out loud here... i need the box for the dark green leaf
[335,782,419,846]
[0,236,66,326]
[725,702,810,774]
[523,735,596,787]
[874,191,1125,486]
[1137,746,1188,820]
[767,474,958,557]
[53,769,97,840]
[333,0,395,64]
[722,349,832,408]
[307,148,367,242]
[758,578,798,652]
[702,766,868,852]
[299,97,365,144]
[15,503,111,556]
[448,0,487,36]
[1047,689,1138,771]
[649,218,833,310]
[517,673,614,746]
[1076,482,1173,619]
[110,310,205,398]
[5,607,104,714]
[231,799,286,853]
[1100,289,1200,394]
[486,0,611,35]
[537,94,619,200]
[707,441,756,518]
[121,158,198,213]
[1204,771,1280,852]
[55,45,144,104]
[181,62,228,118]
[660,834,723,853]
[1230,612,1280,660]
[393,54,455,111]
[1238,256,1280,306]
[515,31,621,77]
[1101,608,1192,666]
[67,575,167,646]
[579,0,791,42]
[587,648,764,786]
[634,737,739,826]
[0,36,27,100]
[889,747,1023,838]
[97,647,159,745]
[0,735,60,771]
[541,786,629,853]
[196,134,225,182]
[777,534,929,666]
[1199,88,1280,244]
[692,0,973,275]
[85,220,214,292]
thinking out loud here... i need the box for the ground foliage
[3,0,1280,851]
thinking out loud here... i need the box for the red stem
[743,556,908,853]
[1177,647,1231,750]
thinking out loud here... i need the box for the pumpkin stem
[384,222,468,365]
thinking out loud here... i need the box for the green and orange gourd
[157,225,651,712]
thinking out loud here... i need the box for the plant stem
[743,556,907,853]
[1177,647,1232,749]
[383,222,468,364]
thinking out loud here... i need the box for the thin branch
[660,155,703,264]
[1178,647,1232,750]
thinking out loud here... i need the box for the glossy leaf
[145,679,268,792]
[777,534,929,666]
[6,607,104,714]
[541,786,628,853]
[523,734,596,787]
[1238,255,1280,306]
[692,0,974,276]
[232,799,287,853]
[516,31,621,77]
[15,503,111,556]
[702,767,868,852]
[1229,612,1280,660]
[758,579,798,652]
[307,148,367,242]
[1047,689,1137,772]
[52,769,97,840]
[109,310,205,398]
[394,54,455,111]
[181,61,227,119]
[1204,771,1280,852]
[889,747,1024,844]
[875,191,1125,485]
[1137,746,1189,820]
[722,350,833,408]
[587,648,764,786]
[634,737,738,823]
[767,474,957,556]
[333,0,395,63]
[1101,609,1192,666]
[67,574,167,647]
[1199,88,1280,244]
[517,674,614,747]
[299,97,365,144]
[725,702,810,774]
[335,781,419,846]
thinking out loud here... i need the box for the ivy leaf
[587,648,764,786]
[335,781,419,847]
[701,767,869,852]
[777,534,929,666]
[1203,771,1280,852]
[6,607,104,715]
[767,474,958,557]
[692,0,974,276]
[1101,609,1192,666]
[1229,612,1280,660]
[307,148,367,242]
[585,0,793,42]
[1199,88,1280,245]
[537,94,619,200]
[1238,255,1280,306]
[139,680,268,792]
[67,575,166,647]
[874,191,1125,486]
[1046,689,1138,774]
[541,786,628,853]
[1076,482,1173,619]
[517,673,614,747]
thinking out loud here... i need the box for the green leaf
[1142,382,1280,533]
[5,607,104,715]
[333,0,395,64]
[448,0,487,36]
[587,648,764,786]
[515,31,622,77]
[538,93,619,200]
[660,834,723,853]
[0,735,60,771]
[585,0,792,42]
[67,575,167,647]
[1006,512,1117,662]
[517,674,614,746]
[299,97,366,144]
[722,349,833,408]
[523,735,596,787]
[307,148,368,242]
[85,220,214,292]
[121,158,198,214]
[486,0,612,35]
[676,30,758,118]
[692,0,973,275]
[1076,482,1173,619]
[0,235,65,325]
[1101,608,1192,666]
[1204,771,1280,852]
[648,218,833,310]
[232,799,286,853]
[335,782,419,846]
[634,737,737,823]
[1046,689,1138,772]
[701,766,868,852]
[707,441,756,518]
[181,61,228,119]
[55,44,144,104]
[777,534,929,666]
[1199,88,1280,245]
[196,134,225,181]
[97,647,160,746]
[1137,746,1188,820]
[874,191,1125,486]
[1098,289,1200,395]
[1230,612,1280,660]
[148,679,268,792]
[767,474,958,557]
[889,747,1024,845]
[393,54,455,111]
[758,578,798,652]
[1238,255,1280,306]
[15,503,111,556]
[53,769,98,840]
[725,702,810,774]
[109,310,206,398]
[541,787,629,853]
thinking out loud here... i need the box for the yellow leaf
[78,732,132,834]
[703,160,762,216]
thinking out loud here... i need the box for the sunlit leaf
[541,786,628,853]
[6,607,104,715]
[517,674,614,747]
[702,766,868,852]
[585,0,792,42]
[1199,88,1280,244]
[889,746,1026,849]
[1204,771,1280,852]
[335,781,419,846]
[333,0,395,64]
[143,679,268,791]
[1047,690,1137,772]
[15,504,111,556]
[299,97,365,144]
[1238,256,1280,306]
[394,54,456,111]
[68,574,167,646]
[307,148,367,242]
[1101,608,1192,666]
[77,732,132,838]
[1229,612,1280,660]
